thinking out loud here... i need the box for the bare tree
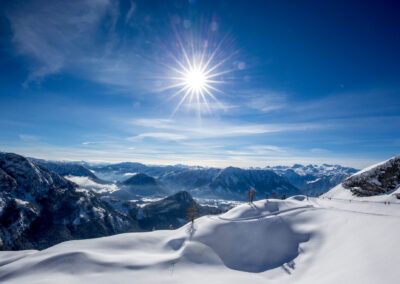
[186,204,196,224]
[247,188,256,203]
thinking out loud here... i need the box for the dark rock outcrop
[342,155,400,196]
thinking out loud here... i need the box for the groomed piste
[0,194,399,284]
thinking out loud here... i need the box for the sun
[160,32,237,116]
[185,68,206,91]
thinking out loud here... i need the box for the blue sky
[0,0,399,168]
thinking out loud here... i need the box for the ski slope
[0,196,399,284]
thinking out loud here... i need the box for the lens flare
[160,31,238,117]
[185,69,206,91]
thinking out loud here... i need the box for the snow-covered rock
[0,152,140,250]
[342,155,400,196]
[324,155,400,201]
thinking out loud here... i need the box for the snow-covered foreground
[0,196,399,284]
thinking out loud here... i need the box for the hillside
[0,152,140,250]
[324,155,400,201]
[0,152,219,250]
[0,196,399,283]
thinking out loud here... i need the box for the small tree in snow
[247,188,256,203]
[272,192,278,199]
[186,204,196,224]
[265,193,269,202]
[281,194,287,200]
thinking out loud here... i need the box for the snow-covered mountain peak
[324,155,400,200]
[0,152,75,196]
[342,155,400,196]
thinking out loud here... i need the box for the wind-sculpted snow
[2,192,400,284]
[1,196,400,283]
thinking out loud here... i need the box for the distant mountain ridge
[23,157,357,199]
[91,162,355,199]
[192,166,300,199]
[30,158,108,183]
[112,173,170,199]
[266,164,358,196]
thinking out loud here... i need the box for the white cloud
[19,134,41,142]
[235,89,287,113]
[6,0,155,92]
[133,118,320,139]
[125,0,136,24]
[8,0,111,83]
[1,144,379,169]
[246,145,287,153]
[127,132,187,141]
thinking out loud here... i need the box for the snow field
[0,196,399,284]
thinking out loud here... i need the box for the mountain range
[265,164,358,196]
[1,154,399,282]
[90,162,357,199]
[0,152,219,250]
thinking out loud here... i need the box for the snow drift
[1,195,400,284]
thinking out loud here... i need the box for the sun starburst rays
[163,35,234,117]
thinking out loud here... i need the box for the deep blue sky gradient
[0,0,399,168]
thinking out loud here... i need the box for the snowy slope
[0,197,399,283]
[324,155,400,201]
